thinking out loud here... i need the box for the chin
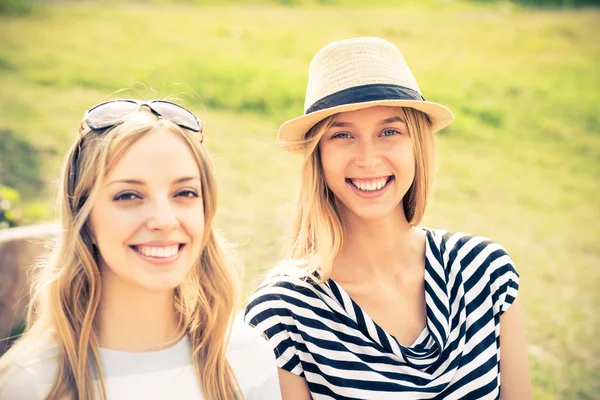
[137,275,186,292]
[134,265,191,292]
[346,205,403,222]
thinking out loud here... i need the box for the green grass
[0,2,599,398]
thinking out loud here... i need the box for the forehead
[331,106,405,124]
[107,128,200,180]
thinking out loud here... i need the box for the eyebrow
[329,121,355,128]
[107,176,200,186]
[329,116,405,129]
[379,116,406,125]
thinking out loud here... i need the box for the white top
[0,322,281,400]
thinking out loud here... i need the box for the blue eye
[331,132,352,139]
[176,190,199,198]
[114,192,140,201]
[381,129,401,137]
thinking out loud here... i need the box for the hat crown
[304,37,422,112]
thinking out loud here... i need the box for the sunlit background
[0,0,598,398]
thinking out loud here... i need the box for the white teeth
[350,177,389,192]
[136,245,179,258]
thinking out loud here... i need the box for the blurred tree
[473,0,599,6]
[0,0,32,15]
[0,129,44,200]
[0,185,22,229]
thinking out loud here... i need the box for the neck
[97,268,182,352]
[331,206,426,283]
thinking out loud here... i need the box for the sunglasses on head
[83,99,203,136]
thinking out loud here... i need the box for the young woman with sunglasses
[245,38,531,399]
[0,100,281,399]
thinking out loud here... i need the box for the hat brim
[278,100,454,153]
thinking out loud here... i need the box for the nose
[354,137,382,169]
[146,197,180,232]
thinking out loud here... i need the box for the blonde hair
[283,107,435,283]
[0,107,241,399]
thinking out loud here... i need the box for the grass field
[0,1,599,398]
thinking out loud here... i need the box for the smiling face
[89,127,205,293]
[318,106,415,223]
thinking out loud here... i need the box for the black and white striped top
[244,228,519,399]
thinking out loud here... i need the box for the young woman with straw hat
[0,100,281,399]
[245,37,531,399]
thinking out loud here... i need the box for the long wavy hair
[0,108,241,399]
[282,107,435,283]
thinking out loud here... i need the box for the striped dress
[244,228,520,399]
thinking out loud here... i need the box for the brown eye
[114,192,140,201]
[176,190,199,198]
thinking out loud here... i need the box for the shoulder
[425,227,506,254]
[0,337,59,399]
[250,271,321,298]
[425,227,516,274]
[228,319,275,359]
[0,362,44,399]
[425,228,520,315]
[245,272,325,322]
[227,320,279,392]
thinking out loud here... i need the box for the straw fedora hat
[279,37,454,152]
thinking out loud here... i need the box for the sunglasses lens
[151,101,203,132]
[85,101,139,130]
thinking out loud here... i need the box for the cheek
[89,205,109,247]
[321,163,343,193]
[399,148,415,170]
[406,149,417,175]
[89,211,123,273]
[389,141,415,170]
[319,150,346,186]
[89,203,139,252]
[181,206,206,242]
